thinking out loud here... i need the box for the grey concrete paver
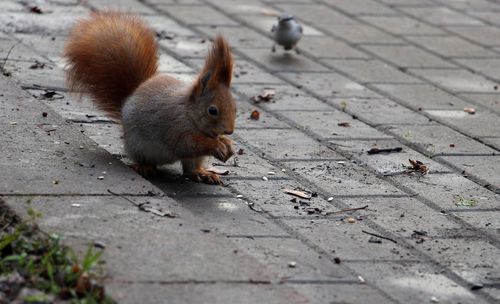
[279,71,380,98]
[282,218,416,261]
[282,160,404,196]
[326,138,453,175]
[324,59,422,84]
[389,173,500,210]
[280,110,392,140]
[236,128,345,160]
[233,83,333,111]
[108,283,307,304]
[405,35,499,58]
[327,97,432,126]
[438,155,500,194]
[362,44,457,68]
[386,124,499,156]
[347,261,488,304]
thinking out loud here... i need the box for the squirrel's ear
[202,35,233,88]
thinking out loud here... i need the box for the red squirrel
[64,11,236,185]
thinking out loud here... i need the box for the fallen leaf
[282,188,312,199]
[250,110,260,120]
[408,159,429,175]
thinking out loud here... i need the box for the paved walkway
[1,0,500,303]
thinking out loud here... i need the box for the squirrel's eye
[208,105,218,116]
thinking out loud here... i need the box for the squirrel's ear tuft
[192,35,233,99]
[202,35,233,87]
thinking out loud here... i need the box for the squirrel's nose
[224,129,233,135]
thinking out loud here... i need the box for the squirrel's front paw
[186,168,223,185]
[212,136,234,162]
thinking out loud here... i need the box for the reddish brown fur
[64,11,158,119]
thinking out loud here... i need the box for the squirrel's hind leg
[182,157,222,185]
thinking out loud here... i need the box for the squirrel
[64,11,236,185]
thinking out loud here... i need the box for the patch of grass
[0,201,113,303]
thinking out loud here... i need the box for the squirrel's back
[64,11,158,119]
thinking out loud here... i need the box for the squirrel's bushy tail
[64,11,158,119]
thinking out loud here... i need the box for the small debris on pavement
[287,261,297,268]
[142,205,176,217]
[156,31,175,40]
[333,257,341,264]
[411,230,428,244]
[29,61,45,69]
[207,166,229,175]
[251,89,275,103]
[52,180,59,185]
[431,296,439,303]
[362,230,398,244]
[454,196,477,207]
[201,229,211,233]
[244,201,263,213]
[324,205,368,216]
[39,90,64,100]
[107,189,177,218]
[250,110,260,120]
[262,176,268,181]
[367,147,403,155]
[340,100,347,111]
[93,241,106,249]
[347,217,356,223]
[236,195,244,199]
[449,143,455,147]
[337,122,350,127]
[470,283,484,291]
[408,159,429,175]
[282,188,312,199]
[71,204,81,208]
[357,275,365,283]
[42,112,47,117]
[463,107,476,115]
[267,171,276,175]
[327,197,334,202]
[29,6,43,14]
[97,176,104,180]
[368,236,382,244]
[237,148,245,155]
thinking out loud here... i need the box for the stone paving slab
[347,261,488,304]
[2,0,500,303]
